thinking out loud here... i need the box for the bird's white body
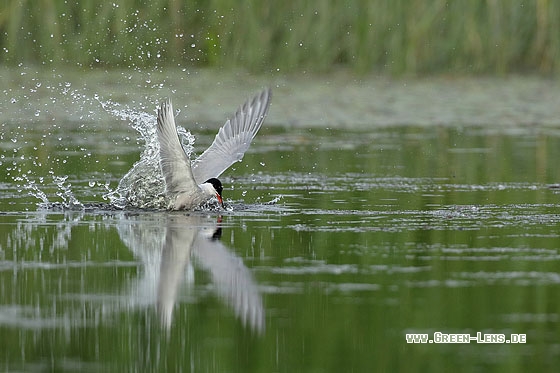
[169,181,217,211]
[156,89,272,210]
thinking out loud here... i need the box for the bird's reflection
[117,213,264,333]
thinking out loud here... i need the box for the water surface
[1,68,560,371]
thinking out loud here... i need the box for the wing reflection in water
[117,213,264,333]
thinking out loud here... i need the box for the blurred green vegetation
[1,0,559,75]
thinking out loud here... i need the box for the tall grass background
[1,0,559,75]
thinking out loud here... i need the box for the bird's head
[202,178,224,207]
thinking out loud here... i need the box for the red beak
[216,194,224,208]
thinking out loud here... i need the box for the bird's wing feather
[156,99,198,194]
[192,88,272,183]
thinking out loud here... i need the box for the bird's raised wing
[192,88,272,184]
[156,99,198,194]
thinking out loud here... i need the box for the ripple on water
[455,271,560,286]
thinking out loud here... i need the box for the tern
[156,88,272,210]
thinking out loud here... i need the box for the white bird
[156,88,272,210]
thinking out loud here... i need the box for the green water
[1,69,560,371]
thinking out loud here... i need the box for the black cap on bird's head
[205,178,223,207]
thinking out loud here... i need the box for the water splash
[5,78,216,211]
[8,88,201,210]
[99,97,196,209]
[18,173,83,210]
[53,175,83,209]
[22,178,49,205]
[262,195,283,205]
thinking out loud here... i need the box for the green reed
[1,0,559,75]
